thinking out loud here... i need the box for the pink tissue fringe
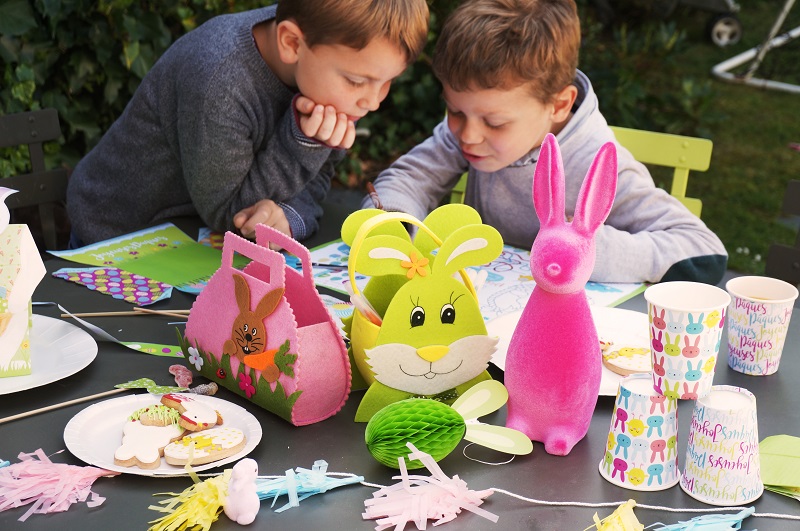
[363,443,497,530]
[0,449,119,522]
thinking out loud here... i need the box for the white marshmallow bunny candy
[504,133,618,456]
[224,458,260,525]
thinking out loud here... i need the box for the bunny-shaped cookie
[504,134,618,456]
[223,273,287,381]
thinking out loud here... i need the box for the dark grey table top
[2,207,798,530]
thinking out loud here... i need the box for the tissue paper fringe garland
[586,501,758,531]
[148,459,363,531]
[363,442,497,530]
[149,470,231,531]
[256,459,363,512]
[0,449,119,522]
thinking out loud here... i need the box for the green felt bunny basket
[341,205,504,422]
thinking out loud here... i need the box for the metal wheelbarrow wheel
[708,13,743,47]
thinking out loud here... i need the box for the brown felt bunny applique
[222,273,287,381]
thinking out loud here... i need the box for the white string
[461,442,516,466]
[489,488,800,521]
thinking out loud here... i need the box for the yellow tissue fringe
[585,500,644,531]
[148,469,231,531]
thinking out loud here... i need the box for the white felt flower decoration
[188,347,203,371]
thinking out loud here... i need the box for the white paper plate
[486,306,650,396]
[64,393,263,476]
[0,314,98,395]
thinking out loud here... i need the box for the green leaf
[0,35,21,63]
[10,80,35,105]
[123,40,140,70]
[104,77,122,105]
[0,0,38,36]
[274,340,297,377]
[13,64,34,82]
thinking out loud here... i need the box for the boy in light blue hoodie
[365,0,727,284]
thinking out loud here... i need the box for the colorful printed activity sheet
[291,239,646,321]
[51,223,225,294]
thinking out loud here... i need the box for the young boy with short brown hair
[68,1,428,245]
[366,0,727,284]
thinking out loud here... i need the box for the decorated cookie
[131,404,181,428]
[163,426,246,466]
[161,393,223,432]
[114,419,185,469]
[602,346,651,376]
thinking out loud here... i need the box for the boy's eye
[345,78,365,87]
[485,121,506,130]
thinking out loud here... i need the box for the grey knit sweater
[365,72,728,284]
[68,6,341,245]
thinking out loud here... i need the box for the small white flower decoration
[188,347,203,371]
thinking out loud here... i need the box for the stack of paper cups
[599,374,680,491]
[680,385,763,505]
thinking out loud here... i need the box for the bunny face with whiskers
[223,273,284,363]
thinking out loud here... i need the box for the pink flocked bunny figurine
[504,133,618,456]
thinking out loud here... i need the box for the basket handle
[254,224,314,285]
[347,211,477,300]
[221,231,285,287]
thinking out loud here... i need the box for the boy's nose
[359,82,390,112]
[459,119,482,145]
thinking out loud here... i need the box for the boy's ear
[551,84,578,123]
[276,20,304,64]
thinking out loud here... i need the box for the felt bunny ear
[354,235,429,278]
[434,225,503,279]
[573,141,618,236]
[533,134,566,228]
[341,209,409,246]
[416,204,484,257]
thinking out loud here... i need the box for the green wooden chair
[450,127,712,219]
[609,126,712,218]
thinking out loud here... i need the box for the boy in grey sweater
[364,0,727,284]
[67,1,428,245]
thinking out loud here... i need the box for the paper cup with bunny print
[599,374,680,491]
[680,385,762,505]
[725,276,798,376]
[644,282,731,401]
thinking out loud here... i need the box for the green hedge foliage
[1,0,716,185]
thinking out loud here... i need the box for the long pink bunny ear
[533,133,565,227]
[573,141,618,236]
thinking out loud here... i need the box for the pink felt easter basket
[181,224,351,425]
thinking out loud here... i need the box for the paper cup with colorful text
[680,385,762,505]
[645,282,731,401]
[599,374,680,491]
[726,276,798,376]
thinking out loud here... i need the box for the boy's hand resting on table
[233,199,290,250]
[295,96,356,149]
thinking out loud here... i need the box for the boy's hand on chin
[295,96,356,149]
